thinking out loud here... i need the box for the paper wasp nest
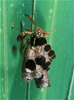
[16,14,56,88]
[22,36,56,88]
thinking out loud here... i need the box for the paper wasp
[17,14,55,43]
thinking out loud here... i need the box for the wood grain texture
[0,0,74,100]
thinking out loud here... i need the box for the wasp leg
[33,38,36,46]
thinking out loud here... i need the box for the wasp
[17,14,55,42]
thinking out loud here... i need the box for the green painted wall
[0,0,74,100]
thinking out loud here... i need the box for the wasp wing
[48,30,55,34]
[24,14,39,28]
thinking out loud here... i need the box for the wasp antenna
[48,30,55,34]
